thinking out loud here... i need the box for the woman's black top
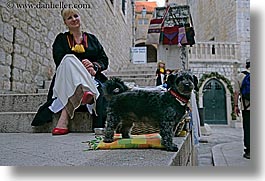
[53,31,108,72]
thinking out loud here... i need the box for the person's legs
[242,110,250,158]
[52,90,94,135]
[56,108,69,128]
[52,108,69,135]
[92,85,107,129]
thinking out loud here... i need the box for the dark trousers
[242,110,250,154]
[92,85,107,129]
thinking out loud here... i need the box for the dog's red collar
[169,89,189,105]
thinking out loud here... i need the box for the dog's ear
[193,75,199,91]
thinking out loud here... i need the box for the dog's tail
[102,77,129,97]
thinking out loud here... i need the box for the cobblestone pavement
[197,124,244,166]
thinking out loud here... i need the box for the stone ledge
[0,112,93,133]
[169,133,198,166]
[0,132,197,166]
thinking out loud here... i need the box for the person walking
[234,60,250,159]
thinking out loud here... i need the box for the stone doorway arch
[202,78,227,124]
[198,72,234,126]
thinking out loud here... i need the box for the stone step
[118,67,157,72]
[108,73,156,79]
[121,65,157,71]
[44,80,52,90]
[107,70,156,76]
[116,63,157,72]
[0,112,93,133]
[0,94,47,112]
[36,89,49,94]
[120,78,156,86]
[0,112,36,133]
[121,62,157,68]
[105,63,158,86]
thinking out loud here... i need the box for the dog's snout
[183,80,190,86]
[184,84,191,89]
[183,80,193,90]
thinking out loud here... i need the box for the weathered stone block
[3,23,13,42]
[13,54,26,70]
[1,39,13,53]
[0,111,93,133]
[0,94,47,112]
[0,21,3,37]
[15,29,29,47]
[0,65,10,78]
[64,112,93,132]
[0,48,6,65]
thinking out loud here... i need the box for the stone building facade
[0,0,133,93]
[134,1,157,62]
[187,0,250,65]
[186,0,250,125]
[151,0,250,125]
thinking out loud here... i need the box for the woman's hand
[82,59,96,76]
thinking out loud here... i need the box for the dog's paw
[166,145,179,152]
[103,137,114,143]
[121,134,130,139]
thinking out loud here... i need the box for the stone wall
[188,0,237,42]
[189,60,237,81]
[187,0,250,64]
[167,0,187,6]
[236,0,250,64]
[0,0,133,93]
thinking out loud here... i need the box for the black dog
[103,71,195,151]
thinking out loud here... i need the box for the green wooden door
[203,79,227,124]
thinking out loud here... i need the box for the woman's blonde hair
[61,8,80,20]
[157,61,165,68]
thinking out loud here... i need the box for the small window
[122,0,126,15]
[120,0,128,23]
[212,45,215,54]
[106,0,115,14]
[215,82,222,90]
[138,18,149,25]
[205,82,212,90]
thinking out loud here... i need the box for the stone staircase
[0,93,46,133]
[0,63,158,133]
[106,62,157,86]
[0,93,93,133]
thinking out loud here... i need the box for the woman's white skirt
[49,54,100,119]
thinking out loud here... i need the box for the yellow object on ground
[96,133,165,149]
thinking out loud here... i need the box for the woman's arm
[52,33,68,68]
[89,34,109,72]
